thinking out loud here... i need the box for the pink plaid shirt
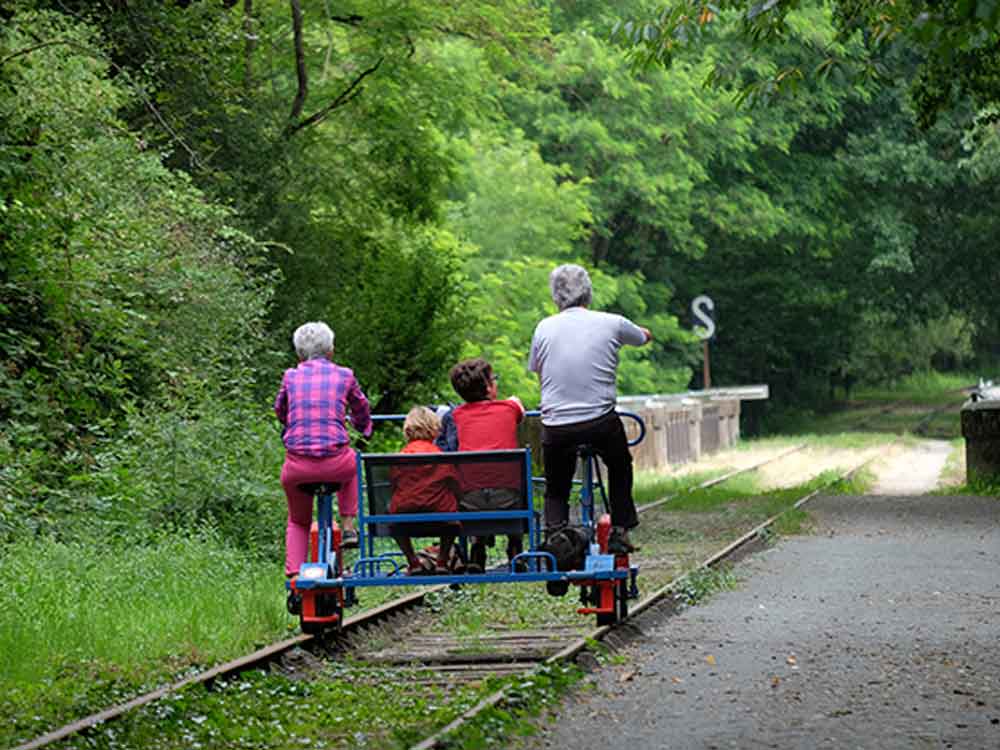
[274,359,373,457]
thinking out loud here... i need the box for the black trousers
[541,410,639,530]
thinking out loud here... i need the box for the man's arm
[620,317,652,347]
[527,328,543,374]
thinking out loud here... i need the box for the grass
[441,663,584,749]
[854,371,975,405]
[771,372,969,437]
[426,582,581,634]
[632,469,730,505]
[59,662,497,750]
[934,439,968,490]
[937,476,1000,496]
[0,531,294,748]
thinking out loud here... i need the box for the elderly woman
[528,264,652,555]
[275,321,372,577]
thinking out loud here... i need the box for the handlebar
[367,409,646,447]
[616,410,646,447]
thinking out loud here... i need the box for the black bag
[541,525,590,572]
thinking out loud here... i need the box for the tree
[1,10,276,536]
[614,0,1000,125]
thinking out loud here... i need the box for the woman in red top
[390,407,459,575]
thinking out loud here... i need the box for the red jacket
[389,440,460,514]
[452,399,524,491]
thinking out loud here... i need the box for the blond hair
[403,406,441,442]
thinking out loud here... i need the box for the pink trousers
[280,448,359,576]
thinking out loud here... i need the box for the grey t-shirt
[528,307,647,426]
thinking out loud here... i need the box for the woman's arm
[274,375,289,426]
[345,375,373,438]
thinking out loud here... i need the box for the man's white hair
[549,264,593,311]
[292,321,335,360]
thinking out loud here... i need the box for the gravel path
[870,439,952,495]
[528,493,1000,749]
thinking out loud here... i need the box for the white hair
[549,264,593,311]
[292,321,335,360]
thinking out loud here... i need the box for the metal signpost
[691,294,715,390]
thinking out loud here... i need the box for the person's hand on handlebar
[640,327,653,344]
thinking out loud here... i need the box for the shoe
[470,540,488,571]
[506,537,527,572]
[608,527,639,555]
[546,580,569,597]
[341,529,359,549]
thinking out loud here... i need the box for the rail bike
[286,410,646,634]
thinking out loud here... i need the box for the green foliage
[276,218,469,412]
[952,476,1000,496]
[846,313,975,384]
[65,399,285,553]
[446,128,594,274]
[616,0,1000,125]
[1,11,277,538]
[0,13,997,749]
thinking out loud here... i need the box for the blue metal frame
[293,411,644,594]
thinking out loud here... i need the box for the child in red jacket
[437,358,525,571]
[390,406,460,575]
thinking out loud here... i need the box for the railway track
[15,400,959,750]
[409,444,889,749]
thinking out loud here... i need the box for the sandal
[406,558,436,576]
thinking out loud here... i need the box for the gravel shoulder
[527,493,1000,749]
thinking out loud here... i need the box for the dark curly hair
[449,358,493,402]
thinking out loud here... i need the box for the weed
[632,471,723,505]
[53,662,490,749]
[770,508,812,536]
[945,477,1000,496]
[677,564,739,607]
[827,467,873,495]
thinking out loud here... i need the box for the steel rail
[13,586,446,750]
[409,444,896,750]
[635,443,809,515]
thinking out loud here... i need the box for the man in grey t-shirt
[528,264,651,555]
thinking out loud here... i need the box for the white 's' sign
[692,294,716,341]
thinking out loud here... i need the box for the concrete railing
[518,386,769,474]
